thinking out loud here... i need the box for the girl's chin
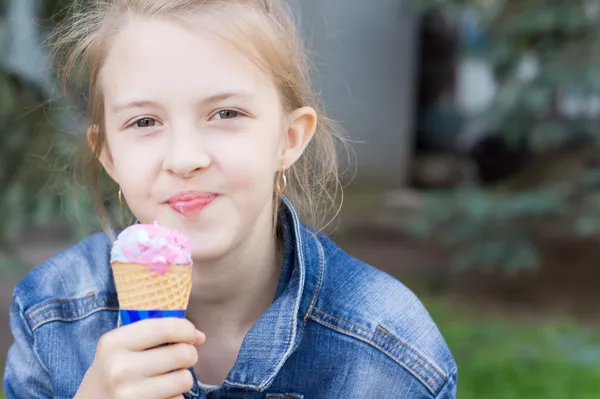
[189,242,231,263]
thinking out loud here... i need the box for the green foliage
[404,0,600,272]
[426,297,600,399]
[0,71,113,269]
[402,169,600,272]
[467,1,600,148]
[0,0,129,271]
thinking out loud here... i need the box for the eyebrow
[110,92,255,114]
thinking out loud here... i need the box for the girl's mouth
[167,191,217,216]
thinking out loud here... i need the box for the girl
[3,0,457,398]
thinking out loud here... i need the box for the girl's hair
[51,0,347,233]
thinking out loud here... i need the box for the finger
[112,318,198,351]
[128,343,198,378]
[194,330,206,346]
[118,369,194,399]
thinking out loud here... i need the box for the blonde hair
[52,0,346,232]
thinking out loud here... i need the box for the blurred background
[3,0,600,398]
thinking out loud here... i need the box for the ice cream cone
[110,221,193,326]
[112,263,192,310]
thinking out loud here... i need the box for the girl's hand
[75,318,205,399]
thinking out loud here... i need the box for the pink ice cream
[111,221,192,275]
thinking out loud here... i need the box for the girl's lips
[167,192,217,216]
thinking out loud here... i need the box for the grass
[425,297,600,399]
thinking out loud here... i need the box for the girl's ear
[281,106,317,168]
[87,124,119,184]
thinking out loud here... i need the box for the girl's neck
[187,205,283,338]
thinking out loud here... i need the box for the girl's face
[97,17,316,261]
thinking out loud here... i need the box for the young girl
[3,1,457,398]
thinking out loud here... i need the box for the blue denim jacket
[3,199,457,398]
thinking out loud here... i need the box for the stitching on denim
[248,197,306,391]
[303,231,324,322]
[312,307,445,388]
[290,231,323,356]
[26,298,119,325]
[434,368,457,399]
[266,199,304,384]
[222,379,260,391]
[31,306,119,331]
[32,298,119,318]
[376,325,445,382]
[312,307,370,334]
[220,201,317,391]
[315,309,446,394]
[373,327,444,390]
[310,313,440,395]
[309,312,443,395]
[26,291,96,313]
[14,295,53,376]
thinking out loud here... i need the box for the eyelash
[209,108,245,120]
[125,109,244,129]
[126,117,158,129]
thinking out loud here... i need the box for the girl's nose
[162,129,211,178]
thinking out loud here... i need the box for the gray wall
[287,0,419,188]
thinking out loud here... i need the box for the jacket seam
[25,293,119,331]
[375,325,446,381]
[309,312,442,395]
[223,199,316,391]
[290,231,324,357]
[31,306,120,331]
[256,199,308,391]
[311,308,445,382]
[26,291,96,314]
[29,298,119,321]
[309,308,447,396]
[312,307,369,334]
[25,292,118,324]
[13,294,52,377]
[434,368,458,399]
[303,231,324,322]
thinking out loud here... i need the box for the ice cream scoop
[111,221,193,325]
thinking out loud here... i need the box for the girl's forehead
[100,17,277,105]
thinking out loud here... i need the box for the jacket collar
[212,196,324,391]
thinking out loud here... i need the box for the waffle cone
[112,263,192,310]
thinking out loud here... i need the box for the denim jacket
[3,199,457,398]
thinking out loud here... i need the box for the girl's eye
[213,109,240,120]
[133,118,157,128]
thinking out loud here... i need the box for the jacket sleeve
[3,293,53,399]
